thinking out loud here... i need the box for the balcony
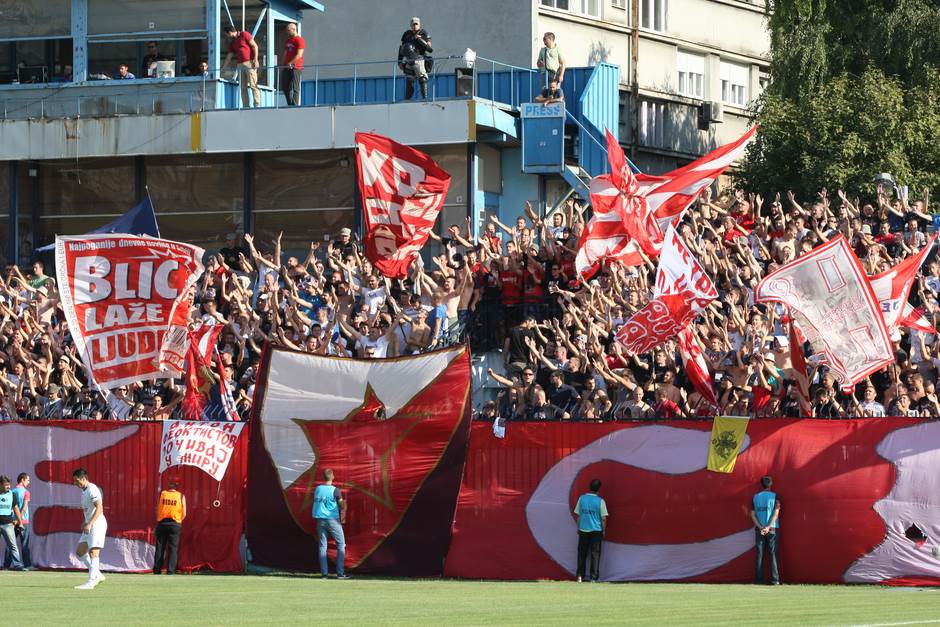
[0,56,620,177]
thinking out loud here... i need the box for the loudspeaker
[456,67,474,97]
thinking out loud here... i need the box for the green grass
[4,571,940,626]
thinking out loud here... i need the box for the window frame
[541,0,571,11]
[640,0,667,32]
[638,99,666,148]
[676,50,705,99]
[719,60,749,107]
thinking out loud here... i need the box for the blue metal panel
[576,63,620,178]
[521,102,565,174]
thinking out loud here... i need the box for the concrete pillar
[704,53,720,103]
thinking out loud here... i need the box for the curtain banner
[445,419,940,585]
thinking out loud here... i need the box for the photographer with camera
[398,17,433,100]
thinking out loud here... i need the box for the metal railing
[0,53,557,120]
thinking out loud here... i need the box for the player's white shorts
[79,518,108,549]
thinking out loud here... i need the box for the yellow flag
[706,416,749,473]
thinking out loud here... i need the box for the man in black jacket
[398,17,433,100]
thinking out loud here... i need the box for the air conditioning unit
[697,101,724,130]
[704,101,724,123]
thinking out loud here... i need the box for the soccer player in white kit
[72,468,107,590]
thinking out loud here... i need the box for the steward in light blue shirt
[751,475,781,585]
[575,490,608,532]
[573,478,608,582]
[312,483,342,520]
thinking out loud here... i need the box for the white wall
[667,0,770,61]
[304,0,535,71]
[536,13,630,73]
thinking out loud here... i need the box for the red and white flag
[788,317,812,417]
[576,127,756,279]
[755,235,893,391]
[870,234,937,331]
[355,132,451,279]
[616,226,717,354]
[181,325,224,421]
[638,126,758,231]
[899,306,937,335]
[677,327,717,406]
[575,131,664,277]
[55,234,204,390]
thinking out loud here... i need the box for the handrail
[0,54,563,119]
[565,110,607,155]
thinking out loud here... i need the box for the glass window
[641,0,667,32]
[541,0,570,10]
[0,0,71,39]
[87,39,207,80]
[253,151,355,250]
[87,42,138,79]
[88,0,207,36]
[720,61,749,107]
[581,0,600,17]
[639,100,665,148]
[37,158,135,250]
[0,40,74,84]
[677,51,704,98]
[147,154,244,250]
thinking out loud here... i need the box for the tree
[742,1,940,198]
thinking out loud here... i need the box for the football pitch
[4,571,940,626]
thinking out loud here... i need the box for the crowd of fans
[1,185,939,422]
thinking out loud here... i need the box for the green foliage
[743,1,940,197]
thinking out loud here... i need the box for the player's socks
[81,554,92,569]
[90,556,101,582]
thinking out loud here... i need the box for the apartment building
[310,0,770,173]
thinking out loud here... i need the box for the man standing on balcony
[281,22,305,106]
[222,24,261,108]
[398,17,433,100]
[142,41,164,78]
[536,32,566,88]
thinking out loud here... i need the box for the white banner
[755,235,893,390]
[159,421,245,481]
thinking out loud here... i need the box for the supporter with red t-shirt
[500,265,523,327]
[223,25,260,107]
[281,22,305,106]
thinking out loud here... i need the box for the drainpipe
[630,0,639,162]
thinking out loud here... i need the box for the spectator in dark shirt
[546,370,579,418]
[141,41,163,78]
[534,79,564,106]
[504,317,538,379]
[398,17,433,100]
[813,388,845,418]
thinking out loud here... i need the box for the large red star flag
[755,235,893,391]
[247,346,471,575]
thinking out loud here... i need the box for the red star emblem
[279,357,470,569]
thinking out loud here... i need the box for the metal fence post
[314,66,319,106]
[392,62,397,103]
[490,61,494,102]
[353,65,357,105]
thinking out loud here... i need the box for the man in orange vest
[153,477,186,575]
